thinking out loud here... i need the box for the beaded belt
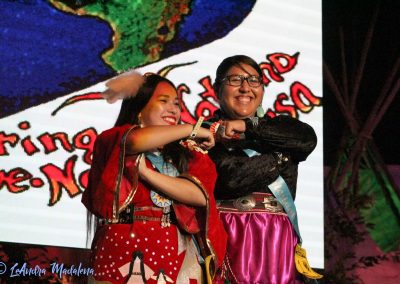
[217,193,284,213]
[99,205,163,225]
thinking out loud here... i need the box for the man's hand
[217,120,246,141]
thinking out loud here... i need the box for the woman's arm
[219,116,317,161]
[126,125,214,154]
[138,155,207,206]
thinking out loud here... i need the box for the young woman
[206,55,320,283]
[82,73,227,283]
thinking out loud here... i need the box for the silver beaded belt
[217,193,284,213]
[99,205,163,225]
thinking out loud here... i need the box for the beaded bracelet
[189,116,204,139]
[209,121,221,138]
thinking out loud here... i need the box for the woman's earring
[138,113,143,127]
[256,105,265,117]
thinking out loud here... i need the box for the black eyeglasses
[221,75,263,87]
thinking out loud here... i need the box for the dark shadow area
[323,0,400,166]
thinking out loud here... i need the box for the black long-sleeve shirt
[207,111,317,200]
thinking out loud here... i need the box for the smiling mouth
[162,117,177,125]
[236,96,253,104]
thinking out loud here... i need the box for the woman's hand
[138,154,151,181]
[194,127,215,150]
[217,120,246,141]
[137,153,206,206]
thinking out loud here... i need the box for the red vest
[82,125,227,270]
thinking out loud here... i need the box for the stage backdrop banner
[0,0,324,268]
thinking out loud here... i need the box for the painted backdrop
[0,0,324,269]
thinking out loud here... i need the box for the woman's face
[218,63,264,119]
[140,81,181,127]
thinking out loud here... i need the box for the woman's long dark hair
[115,74,192,173]
[86,74,192,247]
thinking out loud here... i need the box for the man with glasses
[205,55,318,284]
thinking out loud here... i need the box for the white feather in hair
[101,70,145,103]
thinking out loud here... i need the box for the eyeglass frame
[221,74,263,87]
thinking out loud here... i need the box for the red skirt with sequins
[90,219,202,283]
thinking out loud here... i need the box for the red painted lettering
[274,93,298,118]
[73,127,97,164]
[260,63,282,86]
[0,132,19,156]
[195,76,219,119]
[18,121,30,130]
[290,81,322,113]
[21,136,40,155]
[177,84,196,124]
[260,52,299,86]
[40,155,81,206]
[38,132,73,154]
[0,167,32,193]
[265,109,277,119]
[267,52,299,74]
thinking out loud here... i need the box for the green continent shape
[51,0,191,71]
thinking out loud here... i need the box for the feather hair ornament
[101,69,145,103]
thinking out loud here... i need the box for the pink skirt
[214,194,299,284]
